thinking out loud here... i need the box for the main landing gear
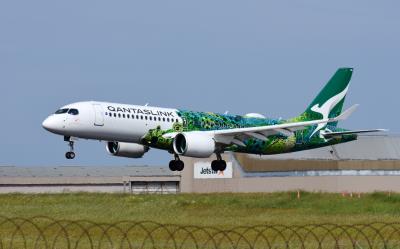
[168,154,227,172]
[211,154,226,172]
[169,154,184,171]
[64,136,76,160]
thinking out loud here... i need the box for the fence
[0,216,400,248]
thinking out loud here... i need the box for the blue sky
[0,1,399,166]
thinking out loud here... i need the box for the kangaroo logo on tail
[310,85,349,138]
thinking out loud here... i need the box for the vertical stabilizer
[298,68,353,137]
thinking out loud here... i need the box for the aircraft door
[92,103,104,126]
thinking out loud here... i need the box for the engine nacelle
[173,132,215,158]
[106,142,149,158]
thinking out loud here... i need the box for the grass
[0,191,400,226]
[1,192,400,248]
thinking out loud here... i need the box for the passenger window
[123,114,125,118]
[145,116,148,120]
[158,117,161,121]
[167,118,170,122]
[118,113,121,118]
[149,116,152,121]
[163,118,165,122]
[132,114,135,119]
[113,113,116,117]
[55,108,68,114]
[141,116,143,120]
[136,115,139,119]
[68,109,79,115]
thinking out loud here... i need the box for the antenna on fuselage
[145,103,149,106]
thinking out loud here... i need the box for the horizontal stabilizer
[334,104,359,121]
[322,129,388,138]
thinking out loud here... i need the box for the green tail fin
[300,67,353,127]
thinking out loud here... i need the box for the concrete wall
[180,154,400,193]
[234,154,400,172]
[0,185,123,193]
[0,165,183,194]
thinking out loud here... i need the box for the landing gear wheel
[211,160,219,172]
[176,160,184,171]
[219,160,227,171]
[169,155,185,171]
[169,160,177,171]
[65,152,75,159]
[211,159,227,171]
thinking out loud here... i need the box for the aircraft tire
[169,160,177,171]
[65,152,75,159]
[219,160,227,171]
[176,160,184,171]
[211,160,219,172]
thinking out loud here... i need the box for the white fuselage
[42,101,182,143]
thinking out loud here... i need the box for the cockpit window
[55,108,69,114]
[68,109,79,115]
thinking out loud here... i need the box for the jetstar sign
[194,162,233,179]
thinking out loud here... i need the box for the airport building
[1,135,400,193]
[0,166,180,194]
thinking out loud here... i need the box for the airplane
[42,68,386,172]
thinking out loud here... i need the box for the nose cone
[42,116,62,134]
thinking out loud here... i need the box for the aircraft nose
[42,116,61,133]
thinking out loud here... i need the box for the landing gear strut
[211,153,226,172]
[169,154,184,171]
[64,136,76,160]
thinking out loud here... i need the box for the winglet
[332,104,359,121]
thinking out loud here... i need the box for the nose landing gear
[169,154,184,171]
[211,153,227,172]
[64,136,76,160]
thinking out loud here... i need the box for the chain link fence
[0,216,400,248]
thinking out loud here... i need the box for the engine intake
[106,142,149,158]
[173,132,215,158]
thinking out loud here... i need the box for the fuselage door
[92,103,104,126]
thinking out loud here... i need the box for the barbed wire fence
[0,216,400,248]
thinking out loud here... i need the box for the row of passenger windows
[105,112,179,123]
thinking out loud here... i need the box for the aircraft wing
[164,105,359,147]
[321,129,388,138]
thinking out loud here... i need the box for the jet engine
[106,142,149,158]
[173,132,215,158]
